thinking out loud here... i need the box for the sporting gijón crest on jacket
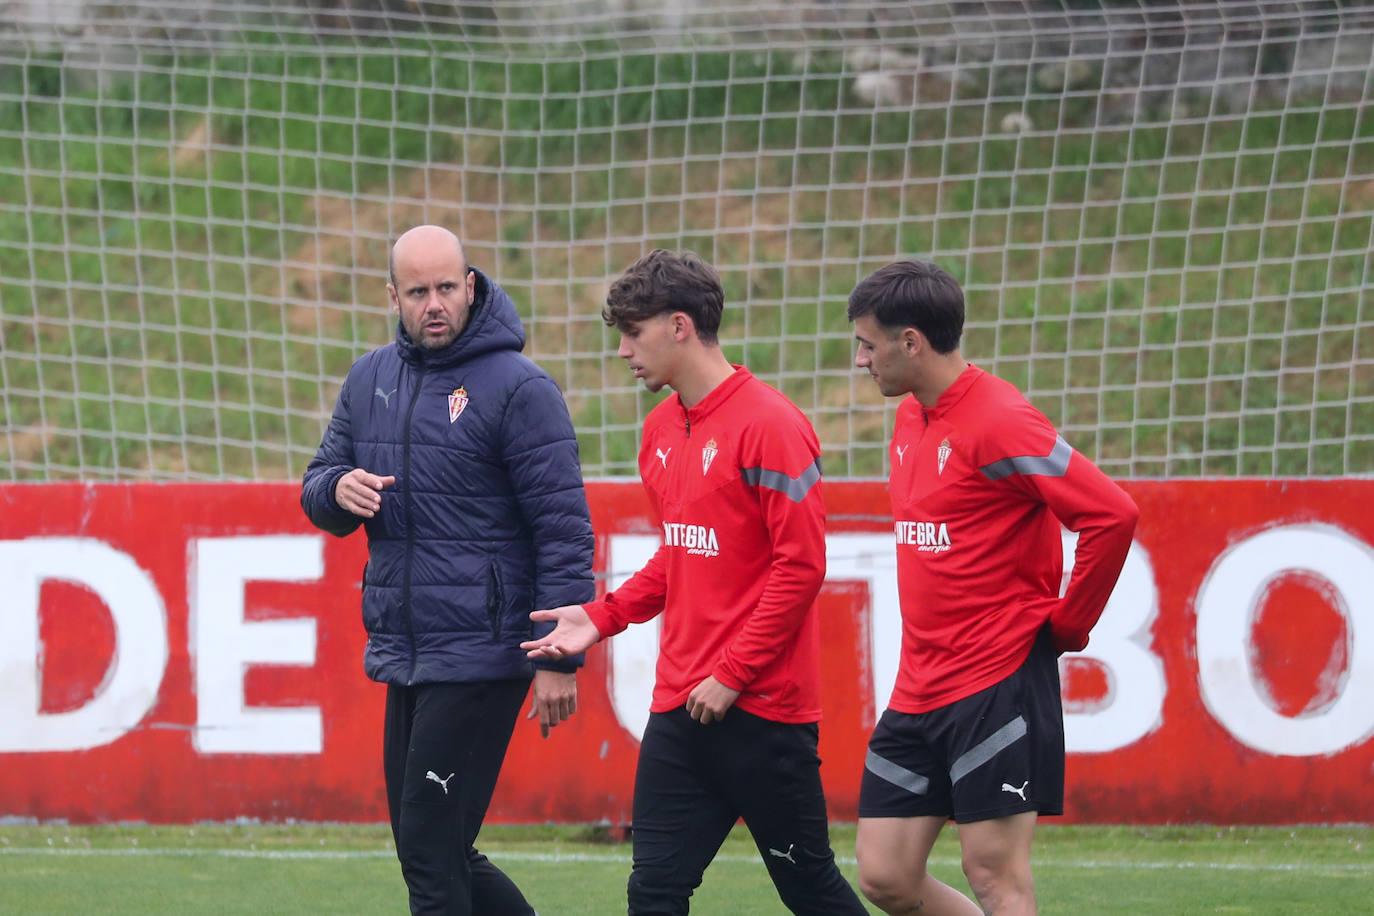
[886,364,1138,714]
[300,269,594,686]
[583,367,829,724]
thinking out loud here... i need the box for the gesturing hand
[521,605,601,660]
[335,468,396,518]
[527,669,577,739]
[686,675,740,725]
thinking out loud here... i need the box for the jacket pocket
[486,561,506,638]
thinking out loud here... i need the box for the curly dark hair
[603,249,724,343]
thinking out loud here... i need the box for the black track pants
[383,678,534,916]
[626,707,867,916]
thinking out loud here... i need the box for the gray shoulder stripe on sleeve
[739,458,822,503]
[980,435,1072,481]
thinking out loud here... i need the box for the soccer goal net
[1,1,1371,480]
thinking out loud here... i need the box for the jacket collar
[676,365,752,428]
[921,363,983,420]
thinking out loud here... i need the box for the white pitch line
[0,847,396,861]
[0,847,1369,875]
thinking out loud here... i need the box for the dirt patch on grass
[273,157,506,335]
[272,154,815,366]
[1346,178,1374,208]
[172,116,213,171]
[266,154,886,469]
[2,424,57,465]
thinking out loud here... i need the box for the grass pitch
[0,822,1369,914]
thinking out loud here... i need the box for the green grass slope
[2,46,1370,479]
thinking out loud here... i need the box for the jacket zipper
[401,365,426,685]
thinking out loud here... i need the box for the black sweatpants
[383,678,534,916]
[627,707,867,916]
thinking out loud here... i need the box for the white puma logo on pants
[426,770,454,795]
[1001,780,1028,801]
[768,843,797,865]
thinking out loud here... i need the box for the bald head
[388,225,467,288]
[387,225,476,350]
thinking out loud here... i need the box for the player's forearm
[713,559,824,688]
[585,570,668,637]
[1050,489,1139,651]
[715,488,827,685]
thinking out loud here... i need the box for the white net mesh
[1,1,1372,480]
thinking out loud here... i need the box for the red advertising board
[1,480,1371,824]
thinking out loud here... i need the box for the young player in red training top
[849,259,1139,916]
[523,250,867,915]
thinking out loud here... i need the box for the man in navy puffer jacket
[301,225,593,916]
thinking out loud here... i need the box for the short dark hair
[603,249,724,343]
[847,259,964,354]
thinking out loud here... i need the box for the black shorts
[859,631,1065,824]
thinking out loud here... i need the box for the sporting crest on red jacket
[702,438,719,474]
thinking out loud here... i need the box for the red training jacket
[888,364,1139,713]
[583,366,827,723]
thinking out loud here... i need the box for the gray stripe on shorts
[949,716,1028,785]
[865,750,929,796]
